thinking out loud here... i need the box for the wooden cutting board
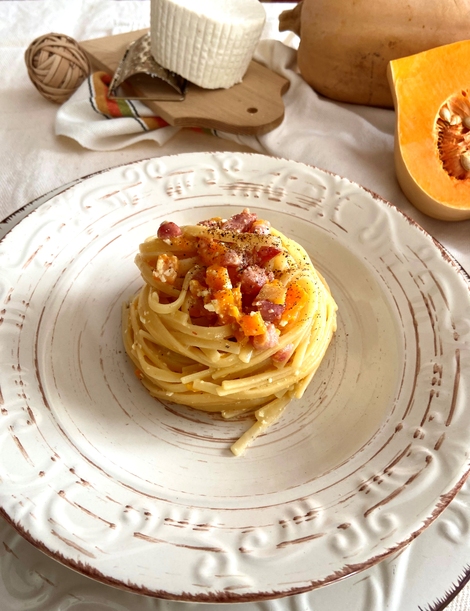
[80,29,290,135]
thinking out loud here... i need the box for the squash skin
[282,0,470,108]
[388,41,470,221]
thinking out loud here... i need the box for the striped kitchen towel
[55,71,182,150]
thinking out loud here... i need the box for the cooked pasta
[122,209,337,455]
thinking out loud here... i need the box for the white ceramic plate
[0,152,469,602]
[4,183,470,611]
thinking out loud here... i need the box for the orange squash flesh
[388,41,470,221]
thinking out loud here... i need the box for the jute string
[25,33,90,103]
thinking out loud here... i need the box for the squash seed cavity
[437,93,470,180]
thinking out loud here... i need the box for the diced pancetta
[220,248,243,267]
[250,219,271,235]
[157,221,182,239]
[221,209,257,233]
[256,300,285,323]
[272,343,295,363]
[254,245,282,266]
[252,323,279,350]
[239,265,269,295]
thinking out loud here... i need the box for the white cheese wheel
[150,0,266,89]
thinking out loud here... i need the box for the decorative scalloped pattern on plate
[0,152,469,602]
[2,481,470,610]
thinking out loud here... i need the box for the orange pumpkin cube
[210,287,242,324]
[196,238,228,267]
[239,311,267,336]
[206,265,232,291]
[280,281,309,325]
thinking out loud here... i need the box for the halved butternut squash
[388,41,470,221]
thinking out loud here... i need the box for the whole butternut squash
[280,0,470,108]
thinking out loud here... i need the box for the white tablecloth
[1,2,469,610]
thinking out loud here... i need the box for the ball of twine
[25,33,91,104]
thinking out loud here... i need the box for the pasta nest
[123,211,337,455]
